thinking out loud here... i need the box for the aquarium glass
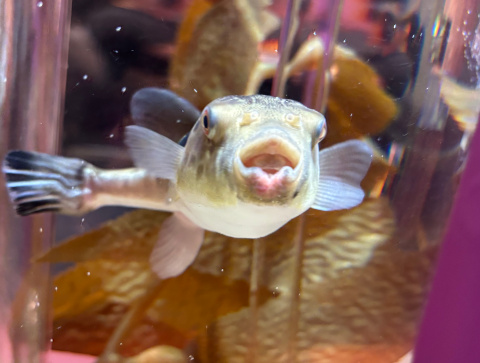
[1,0,479,362]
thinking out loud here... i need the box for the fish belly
[180,201,306,239]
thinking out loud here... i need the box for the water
[1,0,479,362]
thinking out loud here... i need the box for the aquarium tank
[1,0,480,362]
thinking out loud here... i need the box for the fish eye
[201,108,216,137]
[202,110,210,134]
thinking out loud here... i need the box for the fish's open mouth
[239,137,300,174]
[235,136,303,199]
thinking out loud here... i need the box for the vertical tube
[389,0,449,250]
[246,238,265,363]
[256,1,344,362]
[310,0,344,112]
[272,0,302,98]
[413,114,480,363]
[0,1,71,362]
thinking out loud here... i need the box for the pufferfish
[2,93,372,279]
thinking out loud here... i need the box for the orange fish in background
[41,199,436,363]
[169,0,279,108]
[167,0,397,196]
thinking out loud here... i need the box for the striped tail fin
[2,150,88,216]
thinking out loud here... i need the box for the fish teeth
[239,136,300,171]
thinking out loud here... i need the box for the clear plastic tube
[0,1,71,362]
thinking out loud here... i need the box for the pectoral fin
[125,125,184,180]
[312,140,372,211]
[150,212,204,279]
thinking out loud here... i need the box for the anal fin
[150,212,204,279]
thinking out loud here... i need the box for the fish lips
[234,135,303,199]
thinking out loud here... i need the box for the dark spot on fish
[207,159,216,178]
[196,164,204,178]
[189,154,197,165]
[226,175,235,191]
[292,190,299,199]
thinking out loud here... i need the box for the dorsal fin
[130,87,200,143]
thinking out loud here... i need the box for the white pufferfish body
[3,93,372,279]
